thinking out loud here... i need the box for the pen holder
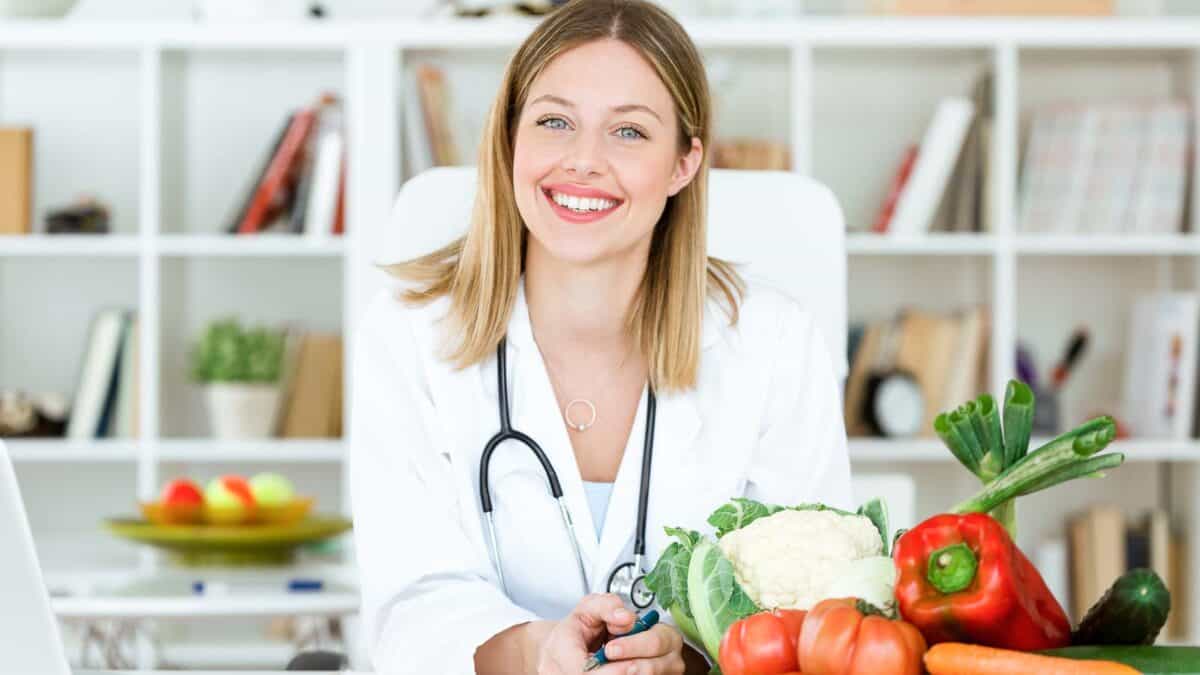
[1032,387,1060,436]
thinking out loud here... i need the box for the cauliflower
[717,508,886,610]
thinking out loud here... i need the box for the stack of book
[872,70,992,235]
[1018,100,1190,235]
[226,92,346,240]
[845,304,990,438]
[1064,506,1183,639]
[66,308,140,439]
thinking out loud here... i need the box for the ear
[667,136,704,197]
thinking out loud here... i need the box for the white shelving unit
[7,16,1200,661]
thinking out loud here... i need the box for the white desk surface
[77,671,351,674]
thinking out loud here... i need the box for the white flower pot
[0,0,78,18]
[205,382,282,439]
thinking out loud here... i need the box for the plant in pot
[191,318,286,439]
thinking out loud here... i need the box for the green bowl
[104,515,352,566]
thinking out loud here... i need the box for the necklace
[539,341,633,433]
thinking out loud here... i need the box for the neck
[523,244,647,362]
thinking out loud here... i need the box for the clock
[865,370,924,437]
[859,316,926,438]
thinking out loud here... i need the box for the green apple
[249,472,295,507]
[204,475,256,524]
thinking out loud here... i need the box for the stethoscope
[479,335,657,610]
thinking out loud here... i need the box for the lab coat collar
[506,274,723,355]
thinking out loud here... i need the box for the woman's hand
[534,593,686,674]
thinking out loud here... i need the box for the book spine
[238,109,317,235]
[871,144,919,233]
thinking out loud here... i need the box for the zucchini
[1073,567,1170,646]
[1039,646,1200,674]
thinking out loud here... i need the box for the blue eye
[535,116,647,140]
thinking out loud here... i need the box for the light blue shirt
[581,480,614,539]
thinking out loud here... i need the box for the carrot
[924,642,1141,675]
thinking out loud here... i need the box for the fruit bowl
[140,496,314,527]
[105,515,352,566]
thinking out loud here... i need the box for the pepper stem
[926,542,978,594]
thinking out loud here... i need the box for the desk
[77,671,350,674]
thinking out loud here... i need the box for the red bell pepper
[893,512,1071,652]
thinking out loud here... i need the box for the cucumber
[1073,567,1170,646]
[1040,646,1200,674]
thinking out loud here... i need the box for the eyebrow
[529,94,663,124]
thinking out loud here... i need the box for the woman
[349,1,852,672]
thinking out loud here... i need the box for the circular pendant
[564,399,597,431]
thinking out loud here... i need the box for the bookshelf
[7,15,1200,664]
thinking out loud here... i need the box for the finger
[570,593,636,634]
[592,652,686,675]
[601,623,681,661]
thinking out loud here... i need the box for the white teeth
[550,190,617,213]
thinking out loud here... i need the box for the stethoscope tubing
[478,335,654,600]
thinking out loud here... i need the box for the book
[65,309,127,439]
[0,127,33,235]
[888,97,975,236]
[871,145,919,233]
[404,65,435,178]
[893,309,961,436]
[1122,293,1200,439]
[1130,101,1189,235]
[109,312,139,438]
[226,113,295,235]
[237,108,318,234]
[303,98,345,242]
[279,333,344,438]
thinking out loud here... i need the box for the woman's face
[512,38,703,269]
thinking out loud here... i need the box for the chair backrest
[373,166,847,378]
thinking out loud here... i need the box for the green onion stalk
[934,379,1122,538]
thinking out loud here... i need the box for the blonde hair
[381,0,745,394]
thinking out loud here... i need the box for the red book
[872,144,920,234]
[238,109,317,234]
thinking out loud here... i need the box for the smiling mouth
[541,188,623,216]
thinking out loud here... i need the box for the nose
[560,130,606,177]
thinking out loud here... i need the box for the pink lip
[542,186,622,224]
[543,183,623,201]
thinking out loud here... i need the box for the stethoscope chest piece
[607,560,655,610]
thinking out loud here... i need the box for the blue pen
[583,609,659,672]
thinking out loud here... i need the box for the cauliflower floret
[717,509,883,610]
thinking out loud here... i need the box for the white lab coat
[349,274,853,674]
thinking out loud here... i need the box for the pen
[1050,328,1089,392]
[583,609,659,672]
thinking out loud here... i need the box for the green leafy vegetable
[687,538,760,660]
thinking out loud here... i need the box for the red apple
[160,478,204,506]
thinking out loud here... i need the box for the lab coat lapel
[591,381,701,591]
[507,280,601,585]
[590,298,721,589]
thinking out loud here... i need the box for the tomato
[718,609,807,675]
[798,598,926,675]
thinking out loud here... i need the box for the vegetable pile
[644,378,1183,675]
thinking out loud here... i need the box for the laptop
[0,439,72,674]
